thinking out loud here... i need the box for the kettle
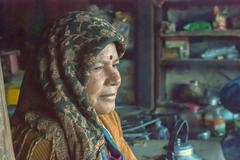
[159,119,202,160]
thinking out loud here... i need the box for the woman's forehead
[96,43,119,62]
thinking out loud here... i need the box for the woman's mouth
[99,93,116,101]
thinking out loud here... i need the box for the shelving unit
[155,0,240,103]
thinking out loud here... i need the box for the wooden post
[0,58,15,160]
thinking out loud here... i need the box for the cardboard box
[165,37,190,59]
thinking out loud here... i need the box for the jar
[204,107,226,137]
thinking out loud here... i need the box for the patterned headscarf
[11,11,126,160]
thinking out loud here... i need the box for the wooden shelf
[160,59,240,67]
[165,0,238,2]
[160,30,240,38]
[90,0,133,4]
[162,0,240,5]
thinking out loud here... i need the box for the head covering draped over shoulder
[11,11,126,160]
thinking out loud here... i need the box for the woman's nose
[105,69,121,86]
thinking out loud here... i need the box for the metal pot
[172,80,204,103]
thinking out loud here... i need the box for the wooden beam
[0,58,15,160]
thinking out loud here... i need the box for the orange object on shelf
[6,85,20,105]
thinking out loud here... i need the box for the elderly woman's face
[87,43,121,114]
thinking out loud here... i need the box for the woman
[11,11,137,160]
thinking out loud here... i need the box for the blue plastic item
[201,45,239,59]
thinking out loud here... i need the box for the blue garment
[101,127,124,160]
[222,131,240,160]
[220,76,240,113]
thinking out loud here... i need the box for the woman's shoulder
[12,112,68,160]
[13,126,56,160]
[27,136,55,160]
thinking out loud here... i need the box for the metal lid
[174,138,193,157]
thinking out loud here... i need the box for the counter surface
[131,139,225,160]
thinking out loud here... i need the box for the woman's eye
[113,63,119,68]
[93,66,104,71]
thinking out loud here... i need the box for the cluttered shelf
[160,59,240,67]
[160,30,240,37]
